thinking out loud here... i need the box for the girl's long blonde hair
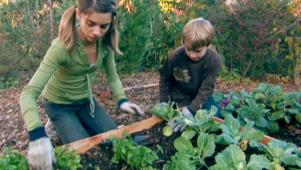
[59,0,121,54]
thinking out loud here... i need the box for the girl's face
[184,45,208,61]
[76,9,112,43]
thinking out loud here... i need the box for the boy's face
[184,45,209,61]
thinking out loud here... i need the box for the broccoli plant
[151,102,180,136]
[252,83,291,129]
[179,106,220,136]
[284,92,301,124]
[216,114,264,151]
[258,139,301,170]
[209,145,270,170]
[163,132,216,170]
[236,98,270,130]
[0,147,29,170]
[221,91,251,117]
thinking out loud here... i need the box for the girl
[20,0,143,169]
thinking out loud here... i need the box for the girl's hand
[120,102,145,116]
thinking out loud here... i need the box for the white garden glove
[120,101,145,116]
[27,137,55,170]
[170,107,193,132]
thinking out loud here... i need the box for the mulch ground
[0,71,299,162]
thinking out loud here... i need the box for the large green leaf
[267,121,280,133]
[174,137,193,152]
[247,155,270,170]
[214,145,246,169]
[196,133,215,158]
[223,114,241,137]
[163,152,196,170]
[181,129,196,140]
[255,117,268,128]
[270,111,286,121]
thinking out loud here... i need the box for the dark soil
[80,122,179,170]
[269,119,301,147]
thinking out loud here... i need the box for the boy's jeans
[201,96,222,118]
[43,98,117,144]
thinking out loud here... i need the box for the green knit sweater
[20,37,126,131]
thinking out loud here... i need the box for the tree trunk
[48,0,54,41]
[294,57,301,90]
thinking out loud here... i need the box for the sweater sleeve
[159,57,172,102]
[188,55,222,112]
[20,39,65,131]
[103,49,127,101]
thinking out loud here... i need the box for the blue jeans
[43,98,117,144]
[202,96,222,118]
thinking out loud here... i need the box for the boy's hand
[181,107,193,117]
[120,101,145,116]
[169,107,193,132]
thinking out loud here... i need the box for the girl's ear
[75,7,80,20]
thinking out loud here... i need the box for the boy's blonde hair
[183,17,215,51]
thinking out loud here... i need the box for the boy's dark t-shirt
[159,46,222,112]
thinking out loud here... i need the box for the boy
[159,17,222,131]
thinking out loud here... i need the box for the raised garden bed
[1,82,301,169]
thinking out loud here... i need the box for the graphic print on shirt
[173,67,191,83]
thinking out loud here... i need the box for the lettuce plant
[0,147,29,170]
[54,146,82,170]
[112,137,158,170]
[0,147,82,170]
[209,145,270,170]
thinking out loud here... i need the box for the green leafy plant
[0,146,81,170]
[284,91,301,124]
[54,146,82,170]
[0,147,29,170]
[253,83,290,129]
[221,90,252,117]
[209,0,295,78]
[163,132,216,170]
[258,139,301,170]
[216,114,264,151]
[209,145,270,170]
[151,102,179,136]
[220,83,301,133]
[112,137,158,170]
[236,98,270,130]
[179,106,220,135]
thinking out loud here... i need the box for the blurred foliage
[0,0,73,88]
[116,0,162,72]
[208,0,297,78]
[0,0,300,88]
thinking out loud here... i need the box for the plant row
[213,83,301,134]
[150,103,301,170]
